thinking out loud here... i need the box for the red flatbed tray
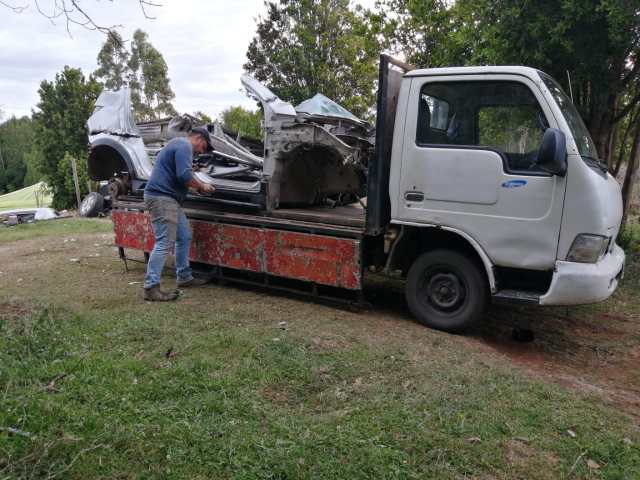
[112,200,364,291]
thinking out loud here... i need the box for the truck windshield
[538,72,599,159]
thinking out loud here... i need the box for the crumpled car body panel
[87,88,138,137]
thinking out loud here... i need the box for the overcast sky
[0,0,375,121]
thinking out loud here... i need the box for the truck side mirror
[535,128,567,176]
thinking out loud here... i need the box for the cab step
[492,289,541,305]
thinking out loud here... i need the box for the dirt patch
[467,303,640,419]
[308,334,353,352]
[344,261,640,419]
[261,385,298,406]
[0,301,33,320]
[505,439,559,479]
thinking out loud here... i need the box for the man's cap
[190,126,214,151]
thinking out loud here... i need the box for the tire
[98,183,110,197]
[405,249,488,333]
[79,192,104,217]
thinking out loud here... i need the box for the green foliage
[377,0,454,68]
[129,30,177,121]
[94,31,130,90]
[219,106,263,140]
[94,29,176,121]
[33,67,101,210]
[478,106,543,154]
[193,111,212,123]
[618,221,640,254]
[245,0,382,118]
[0,116,38,194]
[22,146,44,187]
[58,153,90,208]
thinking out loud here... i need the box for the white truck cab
[386,65,624,329]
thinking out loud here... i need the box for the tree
[128,29,177,120]
[33,66,101,209]
[220,106,263,140]
[94,31,130,90]
[94,29,177,121]
[245,0,382,118]
[193,111,212,123]
[23,146,45,187]
[381,0,640,224]
[0,116,37,194]
[376,0,454,68]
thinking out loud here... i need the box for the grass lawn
[1,218,639,479]
[0,218,112,245]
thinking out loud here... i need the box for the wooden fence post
[70,156,82,209]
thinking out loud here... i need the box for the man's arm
[175,141,215,194]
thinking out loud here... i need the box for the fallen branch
[47,443,105,479]
[568,450,587,477]
[0,427,35,439]
[44,373,68,393]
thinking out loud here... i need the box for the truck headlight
[566,234,609,263]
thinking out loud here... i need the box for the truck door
[394,75,566,270]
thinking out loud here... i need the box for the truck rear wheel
[406,249,488,333]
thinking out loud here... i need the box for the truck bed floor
[271,204,366,228]
[113,197,365,238]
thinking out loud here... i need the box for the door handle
[404,191,424,202]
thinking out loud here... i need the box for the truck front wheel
[405,249,488,333]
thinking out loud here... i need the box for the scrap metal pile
[87,75,374,209]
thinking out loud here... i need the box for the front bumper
[540,244,625,306]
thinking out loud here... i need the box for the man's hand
[186,178,215,195]
[199,183,216,195]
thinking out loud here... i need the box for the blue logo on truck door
[501,179,527,188]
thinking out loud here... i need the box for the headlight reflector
[566,234,609,263]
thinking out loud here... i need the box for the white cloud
[0,0,376,120]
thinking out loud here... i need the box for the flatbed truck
[104,56,625,332]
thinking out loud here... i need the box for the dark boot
[176,276,210,288]
[144,285,179,301]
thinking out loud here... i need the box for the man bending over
[143,127,216,301]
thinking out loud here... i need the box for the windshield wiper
[582,156,609,174]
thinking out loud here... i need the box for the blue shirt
[144,138,194,204]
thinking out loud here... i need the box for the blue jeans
[143,195,193,289]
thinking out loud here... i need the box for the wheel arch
[88,137,135,181]
[387,223,497,293]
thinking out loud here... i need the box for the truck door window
[416,81,550,174]
[477,105,546,171]
[421,94,450,130]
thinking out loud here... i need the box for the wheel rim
[419,268,467,314]
[80,196,93,215]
